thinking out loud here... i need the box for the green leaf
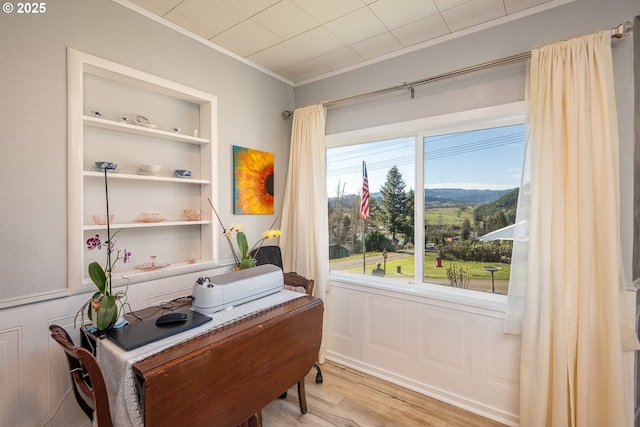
[236,232,249,258]
[86,292,101,320]
[88,262,108,294]
[239,257,256,270]
[96,294,117,331]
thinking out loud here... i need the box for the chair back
[283,271,315,296]
[250,245,283,269]
[251,246,314,296]
[49,325,113,427]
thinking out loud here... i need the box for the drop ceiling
[122,0,566,85]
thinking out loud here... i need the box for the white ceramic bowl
[140,164,161,174]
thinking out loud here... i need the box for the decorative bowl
[181,209,202,221]
[95,161,118,172]
[174,169,192,178]
[139,164,161,174]
[135,213,166,223]
[91,214,114,225]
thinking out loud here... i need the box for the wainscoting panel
[0,327,22,427]
[486,319,520,390]
[325,280,521,426]
[421,307,471,374]
[367,297,406,355]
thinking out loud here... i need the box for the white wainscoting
[325,279,520,426]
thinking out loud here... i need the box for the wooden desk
[128,295,323,427]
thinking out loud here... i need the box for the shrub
[439,240,513,264]
[446,263,470,288]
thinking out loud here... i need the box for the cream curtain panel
[280,104,329,361]
[508,31,639,427]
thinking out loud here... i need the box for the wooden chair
[250,246,324,413]
[49,325,113,427]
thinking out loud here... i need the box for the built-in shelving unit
[67,48,219,293]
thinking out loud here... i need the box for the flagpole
[362,218,366,274]
[360,160,369,275]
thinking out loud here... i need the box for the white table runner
[96,289,305,427]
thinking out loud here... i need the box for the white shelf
[68,48,219,293]
[83,220,210,230]
[84,115,209,145]
[83,171,210,184]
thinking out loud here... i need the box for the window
[326,103,526,296]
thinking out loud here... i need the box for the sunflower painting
[233,146,275,214]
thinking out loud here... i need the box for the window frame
[326,101,526,309]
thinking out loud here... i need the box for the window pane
[327,137,415,281]
[423,125,525,294]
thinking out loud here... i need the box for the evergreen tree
[379,166,409,242]
[461,218,472,240]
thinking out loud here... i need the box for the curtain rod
[281,21,633,120]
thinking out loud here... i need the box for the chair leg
[314,363,323,384]
[297,379,308,414]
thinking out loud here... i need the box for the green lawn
[332,251,511,281]
[424,206,474,227]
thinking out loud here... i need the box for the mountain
[473,188,519,222]
[424,188,514,205]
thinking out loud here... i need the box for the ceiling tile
[222,0,281,16]
[127,0,182,16]
[292,0,367,24]
[350,32,404,60]
[124,0,571,84]
[392,13,450,47]
[169,0,246,36]
[248,41,311,71]
[212,20,281,57]
[288,26,347,57]
[252,0,320,40]
[441,0,505,32]
[164,9,218,39]
[316,46,364,71]
[324,7,389,45]
[434,0,472,11]
[504,0,554,14]
[278,59,333,82]
[369,0,439,30]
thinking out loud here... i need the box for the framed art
[233,145,275,214]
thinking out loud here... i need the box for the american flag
[359,161,370,220]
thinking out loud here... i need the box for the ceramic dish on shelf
[95,161,118,172]
[174,169,192,178]
[139,164,161,174]
[137,164,162,176]
[134,213,166,223]
[135,256,169,271]
[134,114,158,129]
[91,214,114,225]
[181,209,202,221]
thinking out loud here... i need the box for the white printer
[192,264,283,315]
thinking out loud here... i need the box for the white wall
[0,1,294,425]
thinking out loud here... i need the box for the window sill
[329,271,508,316]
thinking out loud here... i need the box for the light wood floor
[262,361,508,427]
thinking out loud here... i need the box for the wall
[0,1,293,425]
[294,0,639,425]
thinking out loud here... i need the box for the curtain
[507,31,639,427]
[280,103,329,362]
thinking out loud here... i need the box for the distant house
[329,243,351,259]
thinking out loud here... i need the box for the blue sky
[326,124,525,196]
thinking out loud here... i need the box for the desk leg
[239,412,261,427]
[297,380,308,414]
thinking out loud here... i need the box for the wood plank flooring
[261,361,508,427]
